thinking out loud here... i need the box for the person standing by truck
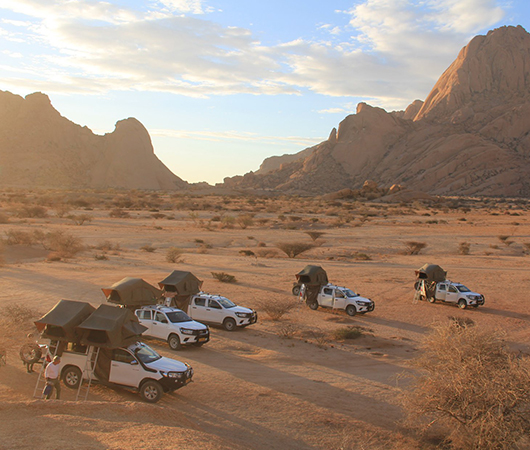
[44,356,61,399]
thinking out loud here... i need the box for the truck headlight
[180,328,194,335]
[164,372,182,379]
[235,312,250,318]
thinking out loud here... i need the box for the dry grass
[166,247,184,263]
[404,241,427,255]
[403,321,530,449]
[258,298,298,321]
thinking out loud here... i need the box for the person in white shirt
[44,356,61,399]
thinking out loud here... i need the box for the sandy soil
[0,197,529,449]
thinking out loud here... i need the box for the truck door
[206,299,225,324]
[151,311,170,339]
[332,289,347,310]
[320,287,334,308]
[136,309,153,334]
[445,285,459,304]
[190,297,208,321]
[436,283,447,301]
[109,348,143,387]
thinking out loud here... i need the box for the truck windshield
[342,289,358,298]
[135,344,161,364]
[217,297,236,308]
[456,285,471,293]
[166,311,192,323]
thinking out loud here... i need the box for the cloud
[0,0,508,109]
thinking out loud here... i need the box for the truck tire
[167,334,181,351]
[140,380,163,403]
[62,366,82,389]
[223,318,236,331]
[308,302,318,311]
[428,297,436,303]
[19,343,42,365]
[458,299,467,309]
[346,305,357,316]
[292,285,301,296]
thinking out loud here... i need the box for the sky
[0,0,529,184]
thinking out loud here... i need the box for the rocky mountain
[223,25,530,197]
[0,91,187,190]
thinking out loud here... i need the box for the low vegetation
[403,321,530,449]
[211,272,237,283]
[404,241,427,255]
[166,247,184,263]
[258,298,297,321]
[276,242,315,258]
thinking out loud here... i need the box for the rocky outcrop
[0,91,187,190]
[223,25,530,197]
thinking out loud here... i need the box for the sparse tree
[404,241,427,255]
[276,242,315,258]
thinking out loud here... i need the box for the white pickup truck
[59,341,193,402]
[306,284,375,316]
[135,305,210,350]
[185,293,257,331]
[420,280,485,309]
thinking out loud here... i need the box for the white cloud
[0,0,509,109]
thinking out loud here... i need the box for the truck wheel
[223,318,237,331]
[167,334,181,351]
[346,305,357,316]
[419,295,425,301]
[458,300,467,309]
[140,380,163,403]
[428,297,436,303]
[62,366,82,389]
[308,302,318,311]
[292,285,301,296]
[19,343,42,365]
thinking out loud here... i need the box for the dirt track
[1,200,529,449]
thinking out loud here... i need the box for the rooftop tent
[34,300,96,342]
[415,264,447,283]
[102,277,162,307]
[76,304,148,349]
[295,265,328,286]
[158,271,203,295]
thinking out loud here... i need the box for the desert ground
[0,191,528,449]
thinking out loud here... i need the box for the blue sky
[0,0,528,184]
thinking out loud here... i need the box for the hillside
[0,91,187,190]
[222,25,530,197]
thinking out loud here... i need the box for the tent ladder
[76,346,100,401]
[33,340,60,399]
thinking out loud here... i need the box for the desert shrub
[46,231,84,258]
[404,241,427,255]
[94,253,109,261]
[332,326,364,340]
[403,321,530,449]
[95,241,121,252]
[255,248,279,258]
[0,242,4,266]
[277,323,298,339]
[211,272,237,283]
[151,213,166,219]
[14,205,48,218]
[3,304,42,325]
[257,241,266,247]
[109,208,130,218]
[304,231,325,241]
[221,215,235,229]
[351,252,371,261]
[458,241,471,255]
[166,247,184,263]
[258,298,297,321]
[237,214,254,229]
[4,229,34,245]
[67,214,93,226]
[54,204,71,218]
[498,235,509,242]
[239,250,255,257]
[276,242,315,258]
[140,245,156,253]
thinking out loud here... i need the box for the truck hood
[351,296,372,304]
[463,291,482,297]
[229,305,254,314]
[148,356,189,373]
[176,320,208,330]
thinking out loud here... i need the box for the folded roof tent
[295,265,328,286]
[158,270,203,294]
[102,277,162,307]
[76,304,147,348]
[415,264,447,283]
[34,299,96,342]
